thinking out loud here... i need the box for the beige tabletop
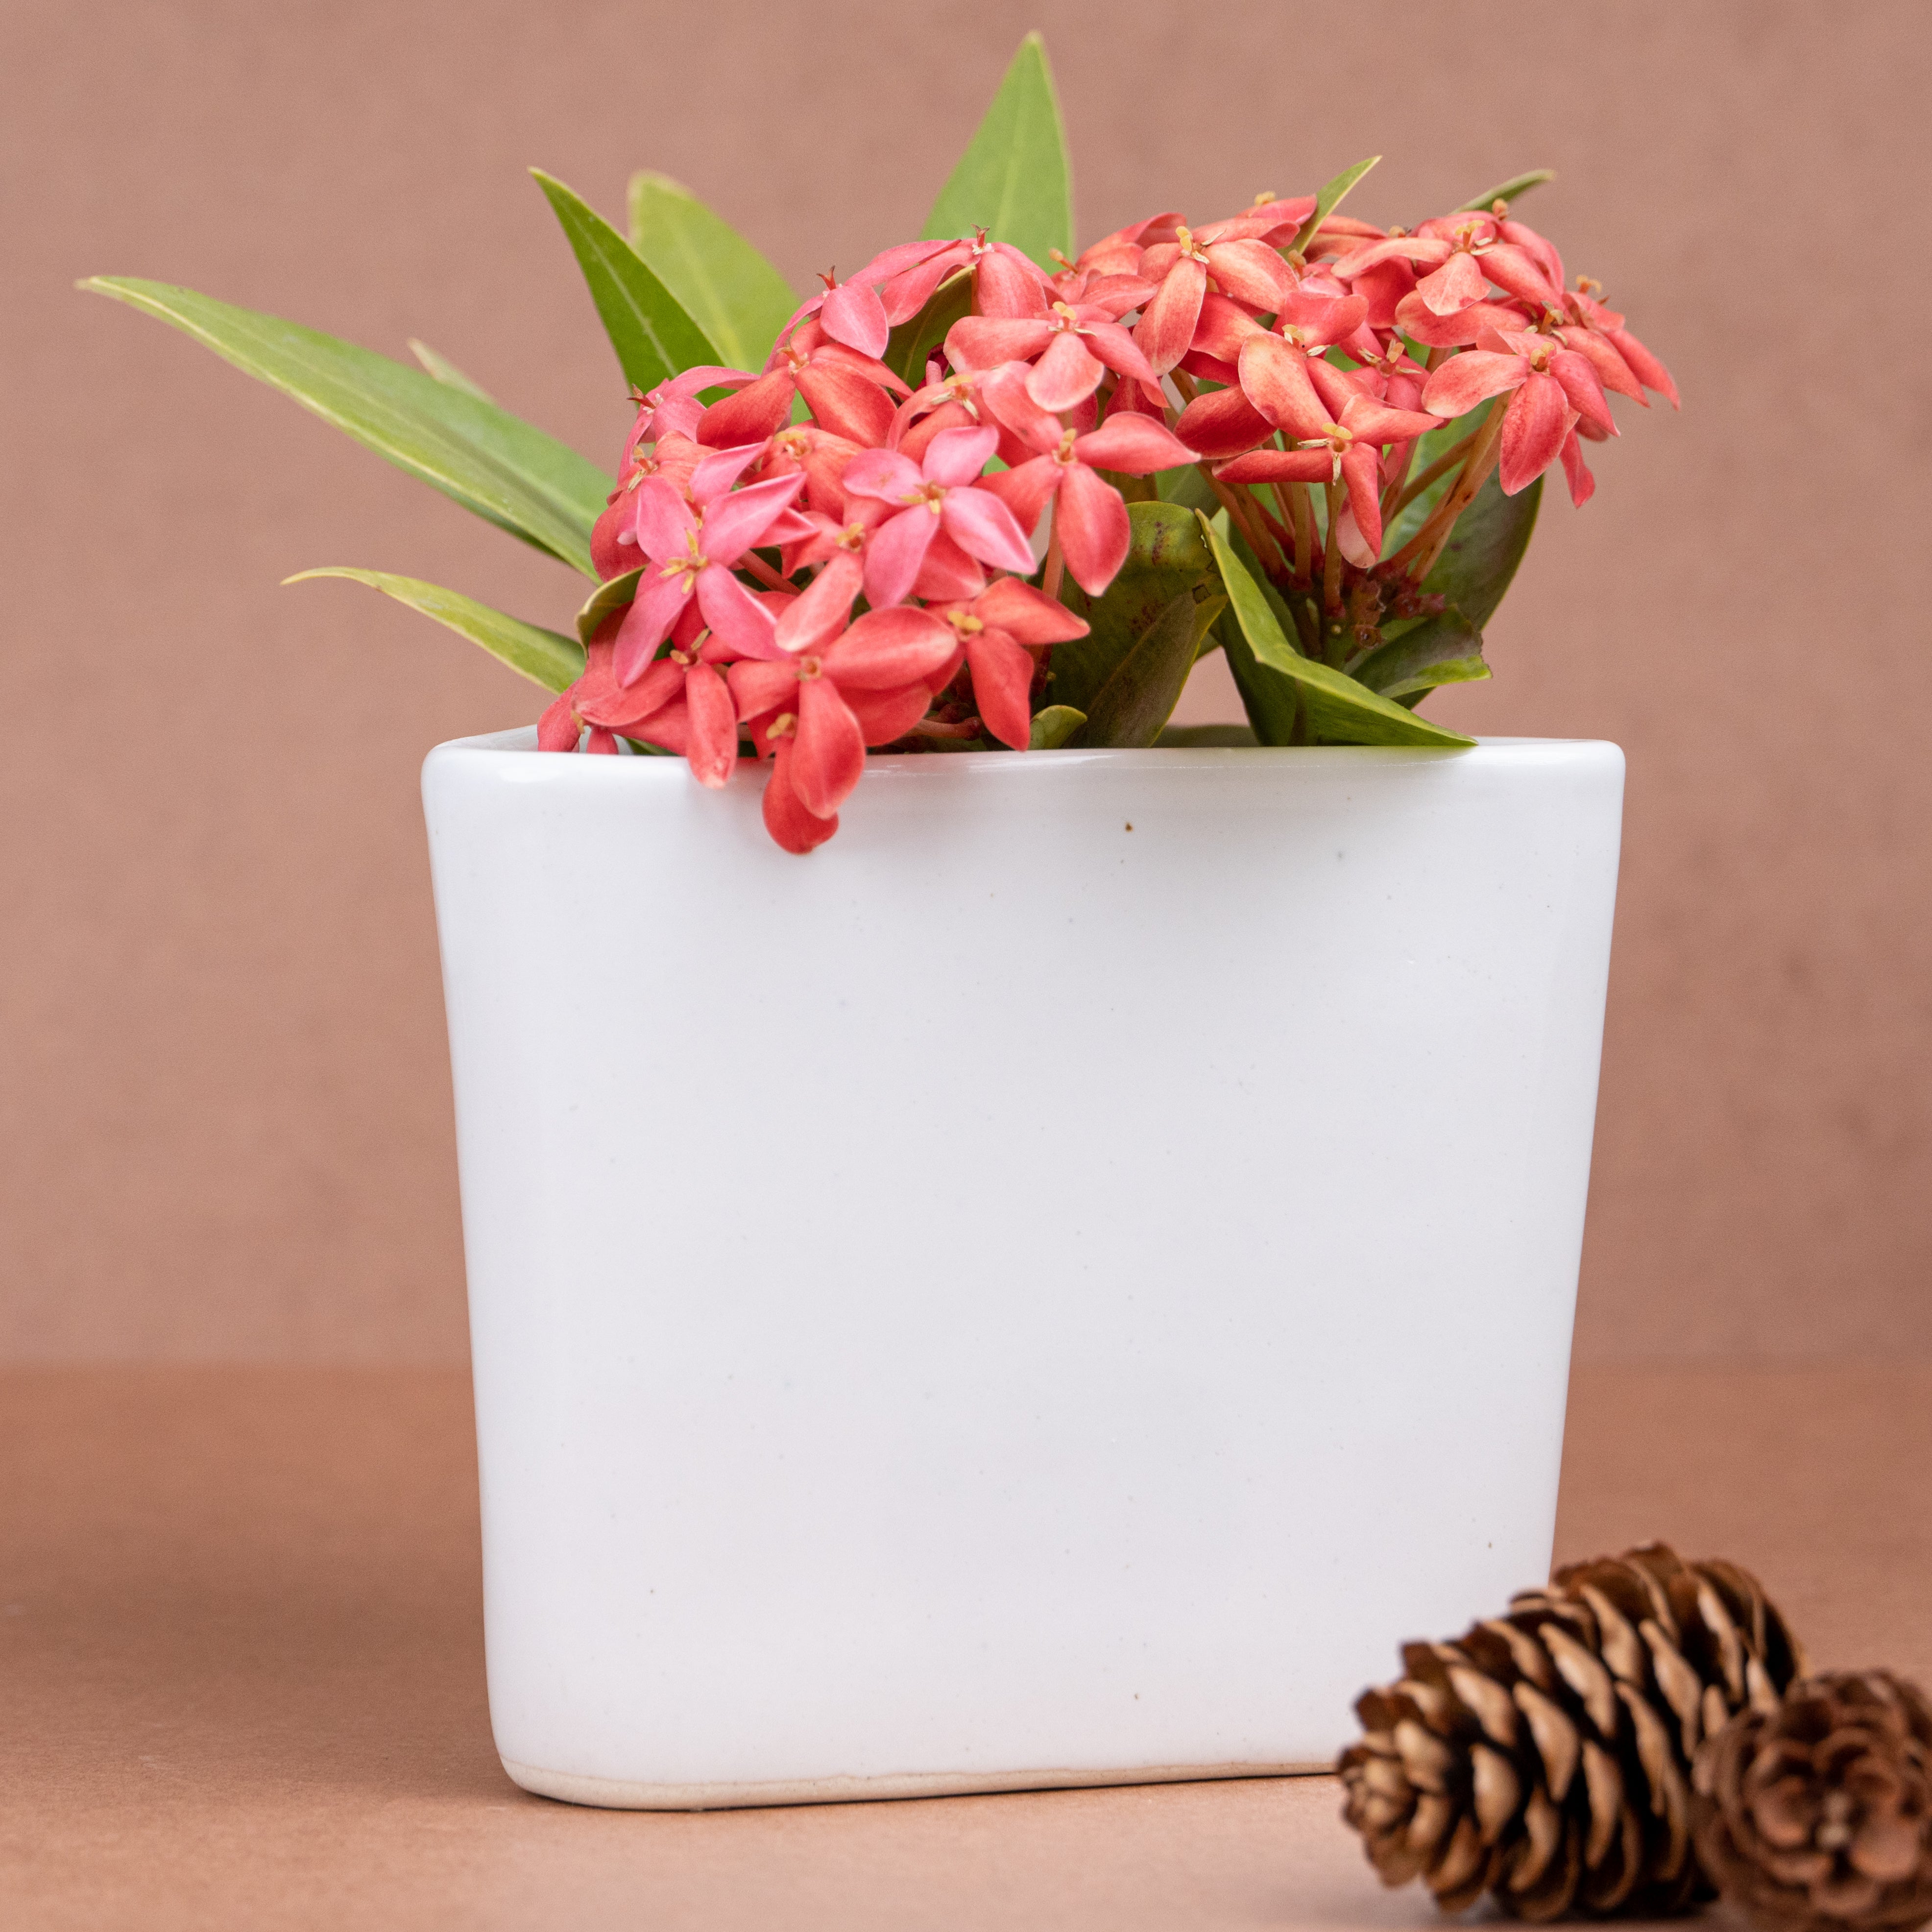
[3,1362,1928,1931]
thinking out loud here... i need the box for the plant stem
[1203,470,1288,579]
[1322,480,1346,615]
[1040,502,1064,602]
[740,552,790,592]
[1287,480,1313,582]
[1386,422,1482,521]
[1388,403,1506,584]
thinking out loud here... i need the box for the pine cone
[1338,1543,1808,1920]
[1693,1670,1932,1932]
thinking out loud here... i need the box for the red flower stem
[1286,480,1313,583]
[1040,503,1065,603]
[1201,468,1288,579]
[739,551,790,592]
[1322,481,1346,617]
[1386,422,1483,521]
[1390,404,1506,584]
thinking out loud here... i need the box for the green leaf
[1290,156,1381,255]
[286,569,584,693]
[922,32,1073,269]
[1421,469,1541,631]
[1028,705,1087,749]
[1199,514,1473,750]
[1457,169,1556,214]
[885,270,975,388]
[1351,609,1490,700]
[80,277,607,576]
[1052,501,1217,714]
[1075,589,1227,749]
[1216,601,1302,745]
[626,170,796,371]
[575,566,644,646]
[1155,462,1219,517]
[408,338,493,402]
[531,169,719,394]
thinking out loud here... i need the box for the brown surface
[1,4,1930,1363]
[3,1362,1927,1930]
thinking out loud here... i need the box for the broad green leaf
[1157,724,1260,747]
[81,278,606,576]
[1290,156,1381,255]
[575,566,644,646]
[1028,705,1086,749]
[286,568,584,692]
[1421,469,1541,631]
[1075,589,1227,749]
[1457,169,1556,214]
[626,171,796,371]
[922,32,1073,269]
[1052,501,1216,714]
[408,338,493,401]
[1216,602,1302,745]
[1200,515,1473,750]
[885,270,975,388]
[531,169,719,394]
[1352,609,1490,700]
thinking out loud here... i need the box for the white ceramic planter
[422,729,1622,1810]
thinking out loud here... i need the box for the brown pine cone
[1693,1670,1932,1932]
[1338,1543,1807,1920]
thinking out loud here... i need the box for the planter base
[500,1755,1331,1811]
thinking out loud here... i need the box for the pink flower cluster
[541,194,1674,852]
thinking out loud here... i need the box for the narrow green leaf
[531,169,719,394]
[575,566,644,646]
[1290,156,1381,255]
[1352,609,1490,700]
[1028,705,1087,749]
[1052,501,1215,714]
[1456,169,1556,214]
[626,171,796,371]
[1199,515,1473,750]
[80,277,606,576]
[1421,469,1541,631]
[407,338,493,402]
[286,568,585,693]
[922,32,1073,268]
[1075,590,1227,749]
[885,271,975,388]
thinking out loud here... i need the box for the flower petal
[1055,462,1132,597]
[697,368,796,446]
[774,550,863,655]
[1558,427,1596,508]
[1339,442,1384,559]
[1203,238,1297,311]
[945,316,1057,370]
[966,626,1037,751]
[823,605,958,688]
[682,664,740,788]
[1214,448,1333,484]
[921,424,1000,490]
[1173,384,1273,460]
[971,577,1089,644]
[844,681,935,746]
[695,563,781,657]
[763,739,839,853]
[974,455,1061,537]
[697,471,807,564]
[1071,414,1198,475]
[630,476,699,562]
[1135,257,1208,377]
[1498,373,1571,494]
[1237,335,1334,440]
[580,654,683,727]
[1550,350,1616,437]
[911,527,987,602]
[729,657,799,720]
[1027,331,1107,412]
[795,363,897,445]
[862,505,939,608]
[843,447,927,504]
[536,694,581,752]
[941,484,1038,574]
[790,676,867,818]
[1416,250,1488,316]
[820,277,891,359]
[1420,350,1530,418]
[688,442,769,504]
[613,571,694,683]
[976,244,1052,319]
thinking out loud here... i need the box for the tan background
[2,0,1927,1365]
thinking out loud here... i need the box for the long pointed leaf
[408,338,494,401]
[531,169,719,393]
[1200,515,1473,749]
[1422,469,1540,630]
[1352,609,1490,699]
[922,32,1072,268]
[1291,156,1381,255]
[626,171,795,371]
[286,568,584,692]
[81,277,606,576]
[575,566,644,646]
[1457,169,1556,214]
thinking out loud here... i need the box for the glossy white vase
[422,728,1623,1810]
